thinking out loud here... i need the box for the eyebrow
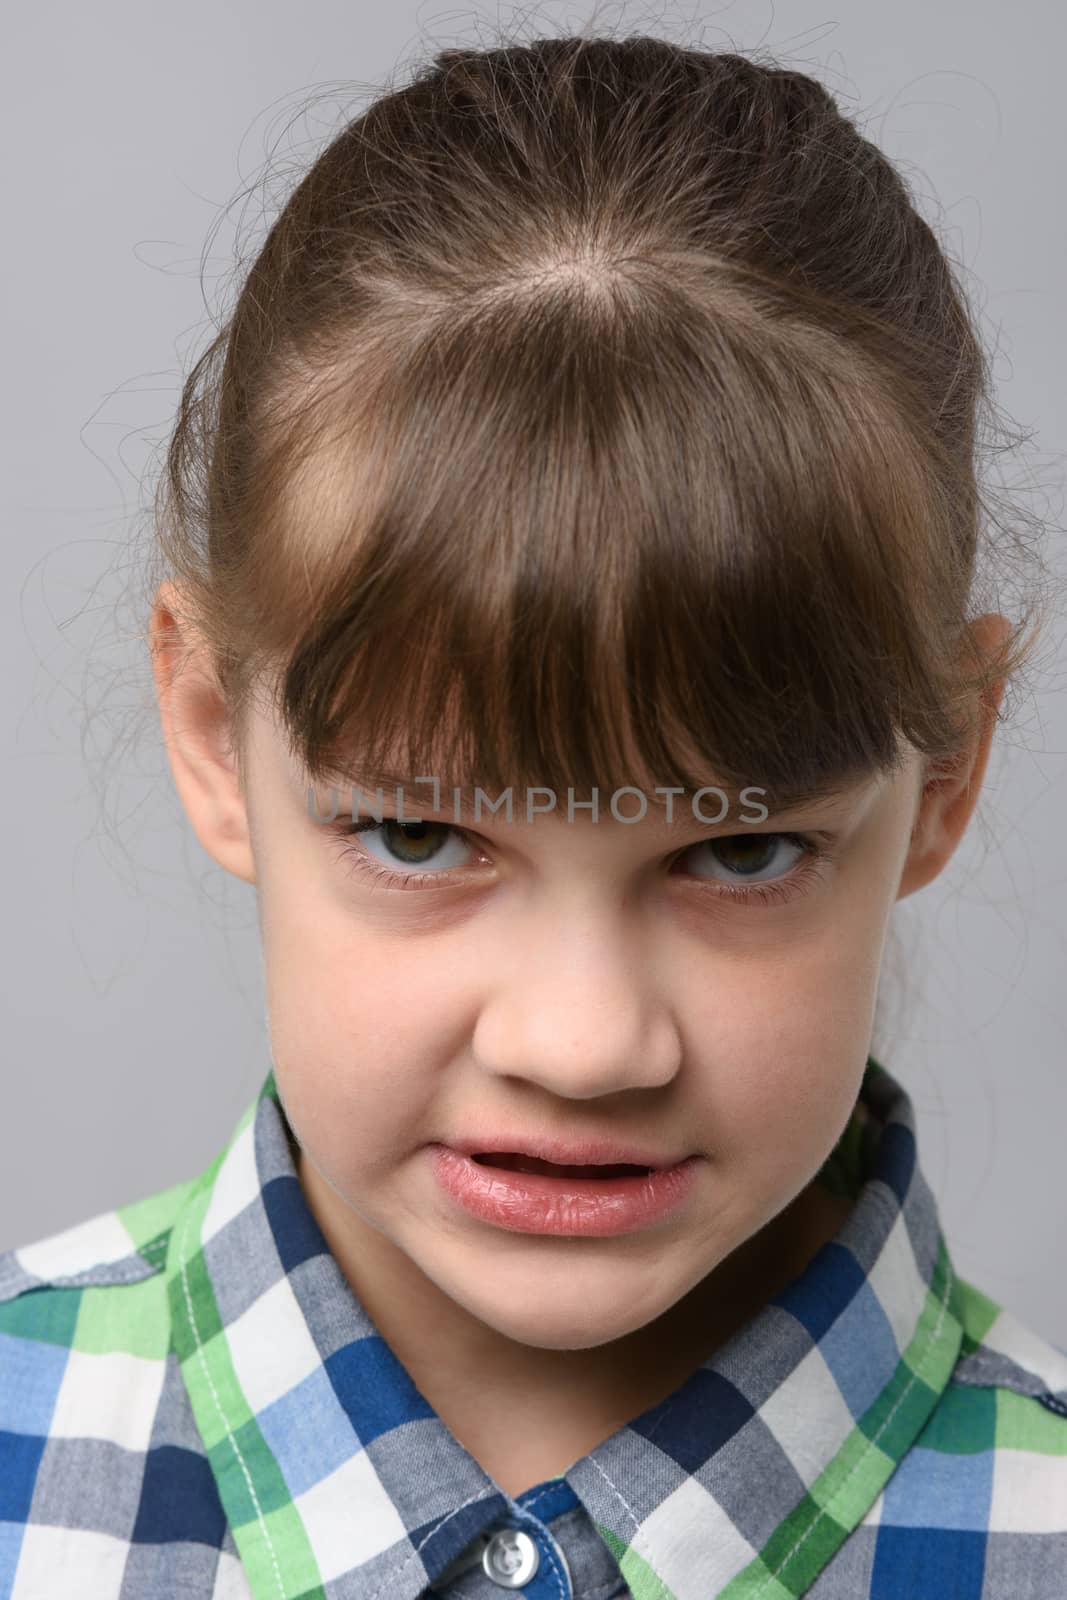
[311,766,872,825]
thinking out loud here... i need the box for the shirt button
[482,1528,540,1588]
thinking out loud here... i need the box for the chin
[462,1289,663,1353]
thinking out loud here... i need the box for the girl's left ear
[895,613,1013,902]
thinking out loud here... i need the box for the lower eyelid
[327,821,833,900]
[330,818,480,879]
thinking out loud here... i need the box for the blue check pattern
[2,1053,1066,1598]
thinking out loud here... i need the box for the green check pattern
[1,1054,1066,1598]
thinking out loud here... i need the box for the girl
[1,30,1064,1600]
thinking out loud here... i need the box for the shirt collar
[165,1055,964,1600]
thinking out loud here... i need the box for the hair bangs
[228,270,968,813]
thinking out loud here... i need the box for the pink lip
[427,1145,702,1237]
[444,1135,680,1168]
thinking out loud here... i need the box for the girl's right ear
[148,579,258,887]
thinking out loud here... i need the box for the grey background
[3,1,1065,1345]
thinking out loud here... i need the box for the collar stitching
[178,1198,287,1600]
[364,1486,502,1600]
[577,1239,955,1600]
[753,1244,956,1596]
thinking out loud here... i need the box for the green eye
[374,820,452,865]
[677,830,832,906]
[706,834,781,875]
[334,815,474,884]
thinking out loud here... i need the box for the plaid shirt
[2,1055,1066,1600]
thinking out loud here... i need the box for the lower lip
[427,1146,701,1237]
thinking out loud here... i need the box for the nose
[470,905,683,1099]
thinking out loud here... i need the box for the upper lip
[443,1135,683,1169]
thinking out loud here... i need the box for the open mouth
[430,1144,699,1235]
[470,1153,654,1179]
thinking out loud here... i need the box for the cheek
[678,914,887,1191]
[685,891,888,1056]
[259,885,476,1178]
[260,858,432,1039]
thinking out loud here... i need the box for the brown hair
[150,30,1054,812]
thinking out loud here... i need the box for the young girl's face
[231,693,933,1359]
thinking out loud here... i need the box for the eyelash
[325,815,835,907]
